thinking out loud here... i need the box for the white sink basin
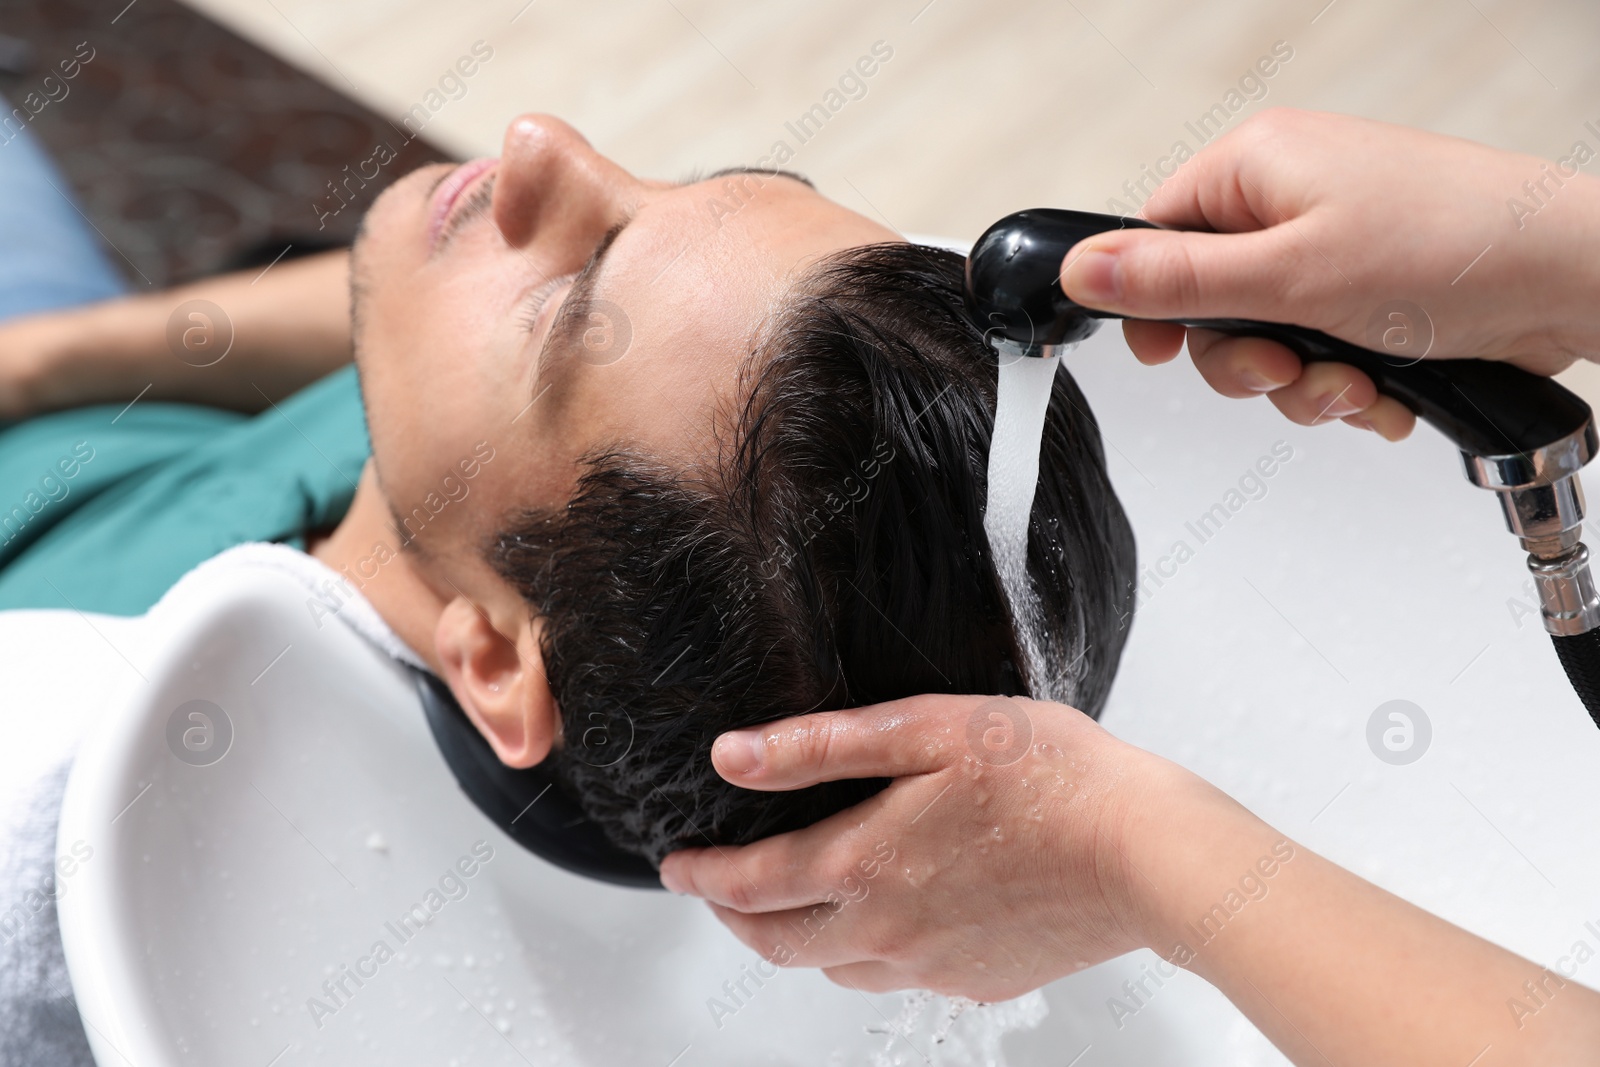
[54,559,1234,1066]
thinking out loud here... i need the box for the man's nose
[492,113,628,251]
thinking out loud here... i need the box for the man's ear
[433,595,557,769]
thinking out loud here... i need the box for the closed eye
[516,273,575,333]
[515,167,806,335]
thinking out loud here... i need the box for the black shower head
[964,208,1152,356]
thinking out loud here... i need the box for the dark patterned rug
[0,0,454,287]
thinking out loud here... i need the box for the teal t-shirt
[0,366,368,615]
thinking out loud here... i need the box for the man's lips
[428,157,497,248]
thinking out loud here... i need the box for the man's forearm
[1126,789,1600,1066]
[22,248,353,414]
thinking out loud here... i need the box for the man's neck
[307,462,449,674]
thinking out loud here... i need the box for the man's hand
[0,248,352,419]
[1061,109,1600,441]
[657,693,1199,1001]
[0,310,83,419]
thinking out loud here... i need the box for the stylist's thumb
[1061,226,1302,322]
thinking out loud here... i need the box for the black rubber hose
[1551,631,1600,730]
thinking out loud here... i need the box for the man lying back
[0,114,1136,863]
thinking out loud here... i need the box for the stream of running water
[836,353,1066,1067]
[981,351,1064,700]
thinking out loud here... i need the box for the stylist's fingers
[1264,360,1378,426]
[660,828,828,913]
[707,902,884,971]
[1061,226,1305,323]
[1186,330,1302,397]
[706,694,975,791]
[822,961,920,995]
[660,782,905,911]
[661,853,807,913]
[1121,319,1187,366]
[1187,328,1376,424]
[1342,394,1416,441]
[1182,329,1413,440]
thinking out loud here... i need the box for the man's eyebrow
[532,166,810,387]
[537,216,632,381]
[696,165,815,189]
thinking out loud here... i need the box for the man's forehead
[534,173,896,461]
[543,237,772,457]
[538,182,817,388]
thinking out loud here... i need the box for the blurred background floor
[170,0,1600,399]
[0,0,449,286]
[173,0,1600,236]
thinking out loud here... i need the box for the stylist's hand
[1062,108,1600,441]
[661,699,1600,1065]
[657,694,1220,1000]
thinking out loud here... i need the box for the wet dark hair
[491,243,1136,865]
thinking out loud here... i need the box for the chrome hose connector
[1462,422,1600,637]
[1529,543,1600,637]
